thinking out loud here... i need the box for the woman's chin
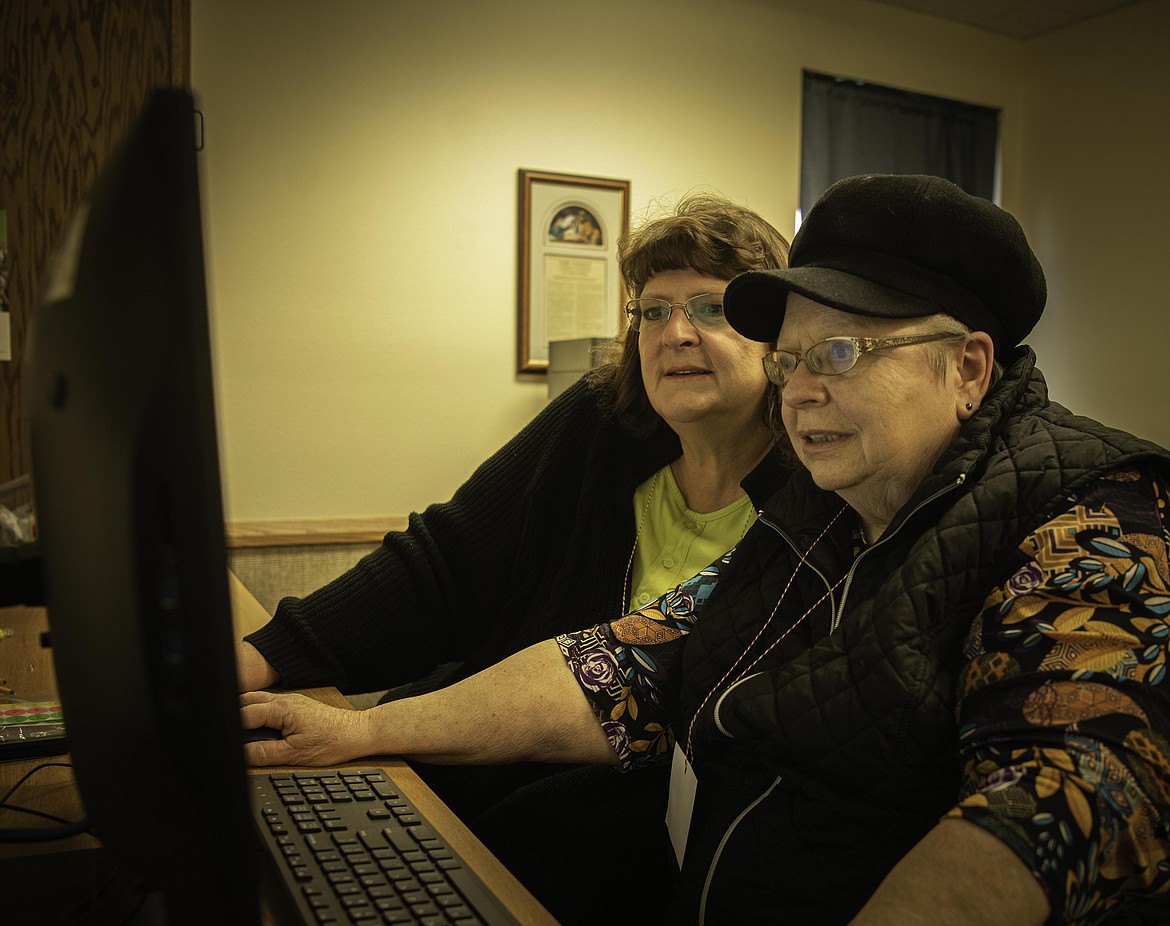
[799,457,859,494]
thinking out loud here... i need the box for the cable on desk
[0,813,92,841]
[0,758,73,804]
[0,759,93,842]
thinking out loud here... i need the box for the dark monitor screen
[23,88,257,925]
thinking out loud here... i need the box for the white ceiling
[867,0,1146,38]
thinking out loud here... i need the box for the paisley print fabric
[556,558,727,769]
[950,468,1170,921]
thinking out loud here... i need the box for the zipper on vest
[715,474,969,729]
[699,774,783,925]
[831,473,968,629]
[712,671,759,737]
[757,512,839,621]
[760,474,970,633]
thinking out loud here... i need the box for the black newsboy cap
[724,174,1047,351]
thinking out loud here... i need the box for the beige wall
[1019,0,1169,445]
[191,0,1168,523]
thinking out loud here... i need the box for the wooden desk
[0,602,558,925]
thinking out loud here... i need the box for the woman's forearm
[368,638,619,765]
[242,638,620,768]
[849,818,1048,926]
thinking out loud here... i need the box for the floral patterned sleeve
[556,552,731,770]
[948,467,1170,922]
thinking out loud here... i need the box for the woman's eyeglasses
[762,333,963,386]
[625,294,727,332]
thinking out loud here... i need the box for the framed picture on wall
[517,169,630,373]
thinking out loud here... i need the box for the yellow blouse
[627,464,757,610]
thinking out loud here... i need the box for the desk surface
[0,601,557,926]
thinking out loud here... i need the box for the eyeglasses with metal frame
[762,332,964,386]
[625,293,727,332]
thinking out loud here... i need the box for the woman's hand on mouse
[240,690,373,767]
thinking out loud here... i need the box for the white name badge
[666,741,698,869]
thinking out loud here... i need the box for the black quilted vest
[668,349,1170,925]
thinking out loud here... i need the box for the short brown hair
[587,193,790,438]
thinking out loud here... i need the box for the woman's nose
[662,307,699,346]
[780,361,827,407]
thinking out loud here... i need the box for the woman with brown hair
[236,192,793,923]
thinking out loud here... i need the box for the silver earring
[965,403,974,411]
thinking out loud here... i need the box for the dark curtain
[800,70,1000,216]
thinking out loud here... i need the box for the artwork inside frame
[517,169,630,374]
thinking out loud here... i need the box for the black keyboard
[249,768,521,925]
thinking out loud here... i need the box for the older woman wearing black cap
[243,175,1170,924]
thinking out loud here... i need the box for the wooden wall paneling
[0,0,190,487]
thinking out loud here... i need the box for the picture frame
[517,169,631,373]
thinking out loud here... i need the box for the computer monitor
[23,88,258,925]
